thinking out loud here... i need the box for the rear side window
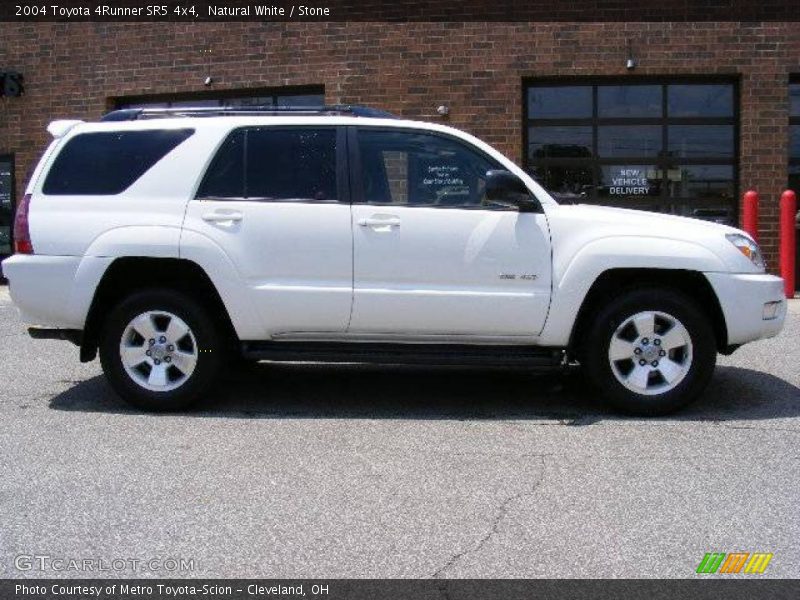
[195,129,245,199]
[42,129,194,195]
[196,127,337,202]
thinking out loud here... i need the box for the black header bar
[2,1,800,22]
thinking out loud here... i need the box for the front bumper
[704,272,787,346]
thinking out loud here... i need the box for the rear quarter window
[42,129,194,195]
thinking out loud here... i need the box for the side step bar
[241,341,564,368]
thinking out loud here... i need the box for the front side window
[196,127,337,202]
[356,129,501,208]
[43,129,194,195]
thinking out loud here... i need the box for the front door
[182,126,352,336]
[349,127,552,339]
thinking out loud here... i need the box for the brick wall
[1,21,798,270]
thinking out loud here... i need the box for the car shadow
[48,363,800,424]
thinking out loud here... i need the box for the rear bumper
[2,254,83,327]
[704,272,787,346]
[1,254,111,329]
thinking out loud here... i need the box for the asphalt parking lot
[0,285,798,579]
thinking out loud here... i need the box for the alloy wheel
[119,310,198,392]
[607,310,693,396]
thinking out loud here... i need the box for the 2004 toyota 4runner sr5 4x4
[2,105,787,415]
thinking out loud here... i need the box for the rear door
[348,126,552,339]
[181,125,353,336]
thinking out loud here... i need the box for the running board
[241,341,564,368]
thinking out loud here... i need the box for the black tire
[581,287,717,416]
[99,289,223,411]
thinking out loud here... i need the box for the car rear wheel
[99,289,222,411]
[582,288,717,416]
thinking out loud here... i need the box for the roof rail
[100,104,397,122]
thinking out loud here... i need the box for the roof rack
[100,104,397,122]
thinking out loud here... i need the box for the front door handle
[202,210,243,223]
[358,216,401,228]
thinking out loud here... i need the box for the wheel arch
[80,257,238,362]
[567,268,729,357]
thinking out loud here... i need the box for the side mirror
[485,170,541,212]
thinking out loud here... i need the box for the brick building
[1,21,798,280]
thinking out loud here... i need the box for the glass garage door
[525,80,737,225]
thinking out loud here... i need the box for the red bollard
[742,190,759,242]
[779,190,796,299]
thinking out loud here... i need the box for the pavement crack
[719,423,800,433]
[431,454,547,579]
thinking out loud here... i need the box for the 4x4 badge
[499,274,537,280]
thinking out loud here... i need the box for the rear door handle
[202,210,243,223]
[358,216,401,228]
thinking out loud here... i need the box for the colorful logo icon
[696,552,773,574]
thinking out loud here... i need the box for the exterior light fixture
[626,39,636,70]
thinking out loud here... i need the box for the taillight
[13,193,33,254]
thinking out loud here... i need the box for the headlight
[726,233,765,271]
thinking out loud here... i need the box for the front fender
[537,236,728,346]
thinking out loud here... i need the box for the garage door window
[525,80,737,224]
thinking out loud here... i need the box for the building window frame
[0,152,15,264]
[789,76,800,191]
[111,85,325,110]
[522,76,739,224]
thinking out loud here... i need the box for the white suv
[2,105,787,415]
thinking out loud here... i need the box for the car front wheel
[582,288,717,416]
